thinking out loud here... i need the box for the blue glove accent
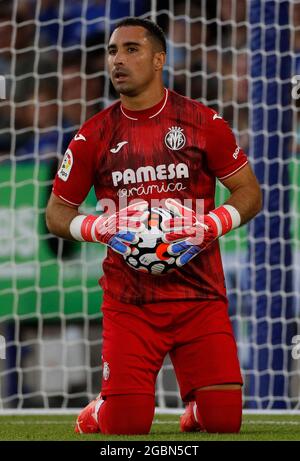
[107,236,128,254]
[169,240,194,255]
[108,231,138,255]
[176,245,201,267]
[115,230,137,243]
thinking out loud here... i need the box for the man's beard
[113,82,139,97]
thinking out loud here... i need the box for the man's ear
[154,52,166,71]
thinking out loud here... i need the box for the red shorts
[100,294,243,402]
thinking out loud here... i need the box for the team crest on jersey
[164,126,186,150]
[57,148,73,182]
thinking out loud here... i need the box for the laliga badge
[58,149,73,182]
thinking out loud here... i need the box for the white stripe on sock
[193,402,198,423]
[92,398,104,423]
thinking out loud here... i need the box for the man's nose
[113,50,126,65]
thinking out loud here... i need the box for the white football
[124,207,177,275]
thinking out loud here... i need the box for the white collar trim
[121,88,169,121]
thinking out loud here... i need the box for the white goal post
[0,0,300,413]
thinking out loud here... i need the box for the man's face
[107,26,162,96]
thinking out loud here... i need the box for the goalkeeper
[46,17,262,435]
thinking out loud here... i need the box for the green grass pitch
[0,414,300,441]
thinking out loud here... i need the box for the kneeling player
[46,17,262,435]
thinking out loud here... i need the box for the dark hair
[113,17,167,53]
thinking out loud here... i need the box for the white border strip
[1,408,300,416]
[0,76,5,99]
[149,89,168,118]
[121,88,168,121]
[57,194,81,206]
[218,160,248,180]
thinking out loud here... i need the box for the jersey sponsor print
[53,89,248,304]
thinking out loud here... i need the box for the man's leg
[170,299,243,434]
[181,384,242,433]
[75,295,171,435]
[75,393,155,435]
[97,394,155,434]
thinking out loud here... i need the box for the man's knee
[98,394,155,435]
[195,386,242,433]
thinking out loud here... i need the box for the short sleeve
[52,126,97,206]
[205,109,248,180]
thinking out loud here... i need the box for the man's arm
[221,163,262,225]
[46,193,79,240]
[46,193,149,255]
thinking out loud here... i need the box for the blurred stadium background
[0,0,300,414]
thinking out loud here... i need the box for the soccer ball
[124,207,177,275]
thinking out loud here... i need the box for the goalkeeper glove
[69,200,149,256]
[161,198,241,267]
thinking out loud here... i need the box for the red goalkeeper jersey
[52,89,248,304]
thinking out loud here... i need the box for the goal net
[0,0,299,412]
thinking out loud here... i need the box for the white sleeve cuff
[69,215,87,241]
[223,204,241,229]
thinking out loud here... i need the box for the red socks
[97,394,155,435]
[96,390,241,434]
[195,389,242,433]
